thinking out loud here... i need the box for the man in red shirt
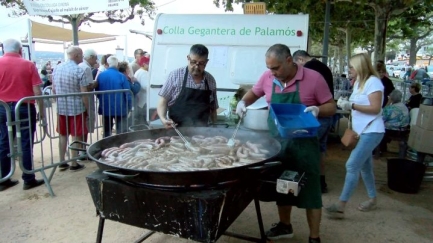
[0,39,45,191]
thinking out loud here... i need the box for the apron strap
[182,66,189,88]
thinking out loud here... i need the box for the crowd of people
[0,39,151,181]
[0,38,428,243]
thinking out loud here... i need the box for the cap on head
[139,56,150,66]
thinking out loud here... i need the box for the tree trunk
[339,44,344,75]
[322,0,331,65]
[71,17,79,45]
[409,38,417,66]
[332,47,338,74]
[346,28,351,62]
[373,6,389,63]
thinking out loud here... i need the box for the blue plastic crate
[269,103,320,138]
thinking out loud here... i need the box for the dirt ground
[0,135,432,243]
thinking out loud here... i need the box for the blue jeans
[339,132,384,202]
[318,117,332,153]
[0,104,37,183]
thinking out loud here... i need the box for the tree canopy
[0,0,156,44]
[213,0,433,64]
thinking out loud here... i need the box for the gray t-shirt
[130,61,140,74]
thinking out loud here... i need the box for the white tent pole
[62,22,67,62]
[124,35,128,61]
[27,18,35,61]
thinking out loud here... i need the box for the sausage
[239,158,263,164]
[170,136,182,143]
[170,143,186,151]
[236,147,249,158]
[249,151,266,158]
[213,136,228,143]
[101,147,119,157]
[105,148,124,158]
[259,149,269,154]
[120,142,138,149]
[246,141,260,153]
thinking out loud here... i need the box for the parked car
[393,66,405,78]
[386,66,395,77]
[426,65,433,79]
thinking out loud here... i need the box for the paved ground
[0,134,432,243]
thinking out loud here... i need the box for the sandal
[325,204,345,219]
[58,163,69,171]
[358,200,377,212]
[69,163,85,172]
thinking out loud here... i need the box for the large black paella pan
[87,127,281,186]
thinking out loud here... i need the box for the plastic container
[387,158,426,194]
[269,103,320,138]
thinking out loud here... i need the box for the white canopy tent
[22,19,124,61]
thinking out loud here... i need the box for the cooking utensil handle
[170,124,189,144]
[247,161,281,171]
[68,140,90,152]
[102,170,139,180]
[217,179,239,187]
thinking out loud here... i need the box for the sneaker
[325,203,345,219]
[266,222,294,240]
[76,152,88,162]
[309,237,321,243]
[59,163,69,171]
[69,163,85,172]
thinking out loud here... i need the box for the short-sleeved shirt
[0,53,42,103]
[134,68,149,108]
[304,59,334,98]
[252,66,333,107]
[349,76,385,134]
[78,60,94,84]
[130,61,140,74]
[53,61,89,116]
[158,66,218,109]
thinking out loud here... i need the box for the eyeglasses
[188,56,207,67]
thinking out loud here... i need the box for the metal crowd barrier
[0,89,134,196]
[0,101,18,184]
[395,80,433,102]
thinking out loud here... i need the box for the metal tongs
[227,113,245,147]
[170,124,193,150]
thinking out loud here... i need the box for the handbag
[341,114,379,149]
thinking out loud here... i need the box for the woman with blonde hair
[326,53,385,218]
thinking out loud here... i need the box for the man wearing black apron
[157,44,218,128]
[236,44,336,243]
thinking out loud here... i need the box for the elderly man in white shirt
[78,49,98,158]
[133,55,150,125]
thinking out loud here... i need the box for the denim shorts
[317,117,333,153]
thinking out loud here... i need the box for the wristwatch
[351,103,356,110]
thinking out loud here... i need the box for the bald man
[52,46,90,172]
